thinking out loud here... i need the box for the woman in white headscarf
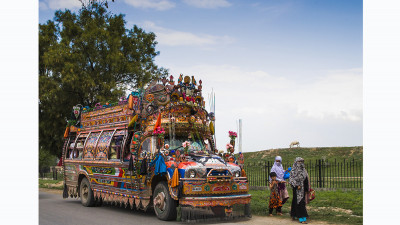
[289,157,311,224]
[270,156,289,204]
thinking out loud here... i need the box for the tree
[39,1,167,160]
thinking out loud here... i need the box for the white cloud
[40,0,82,10]
[124,0,175,11]
[181,65,362,122]
[39,2,48,10]
[142,21,234,46]
[164,64,362,150]
[295,68,363,121]
[182,0,231,9]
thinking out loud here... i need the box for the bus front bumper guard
[179,194,251,207]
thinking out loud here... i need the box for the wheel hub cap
[154,192,166,211]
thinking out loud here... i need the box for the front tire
[153,181,177,221]
[244,204,251,217]
[80,178,95,207]
[211,206,226,217]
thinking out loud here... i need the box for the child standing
[269,172,283,216]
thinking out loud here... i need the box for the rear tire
[153,181,177,221]
[80,178,95,207]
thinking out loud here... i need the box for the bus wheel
[153,181,177,221]
[244,204,252,217]
[80,178,95,207]
[211,206,226,217]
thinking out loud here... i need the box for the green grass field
[250,189,363,225]
[242,146,363,165]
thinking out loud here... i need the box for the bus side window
[66,138,84,159]
[139,137,155,159]
[75,138,85,159]
[67,142,75,159]
[123,132,133,161]
[109,135,123,160]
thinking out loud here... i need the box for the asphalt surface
[39,191,168,225]
[39,191,331,225]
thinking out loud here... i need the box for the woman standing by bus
[289,157,311,224]
[270,156,289,204]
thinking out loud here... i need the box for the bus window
[109,135,123,160]
[123,132,133,161]
[139,137,155,158]
[75,140,84,159]
[66,137,84,159]
[67,142,75,159]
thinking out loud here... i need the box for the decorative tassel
[171,168,180,188]
[140,158,147,175]
[64,126,70,138]
[135,198,140,209]
[128,114,138,128]
[128,95,134,109]
[209,121,214,135]
[142,199,150,209]
[153,113,162,133]
[63,184,68,199]
[129,198,135,209]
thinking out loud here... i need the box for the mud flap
[63,184,68,199]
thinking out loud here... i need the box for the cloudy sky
[39,0,363,152]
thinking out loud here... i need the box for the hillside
[241,146,363,165]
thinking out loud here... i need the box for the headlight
[189,170,196,178]
[234,171,240,177]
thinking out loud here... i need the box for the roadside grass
[39,178,64,190]
[249,189,363,225]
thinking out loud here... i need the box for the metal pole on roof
[213,92,217,150]
[239,119,242,153]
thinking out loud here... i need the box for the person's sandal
[269,214,273,217]
[301,222,308,224]
[277,213,283,216]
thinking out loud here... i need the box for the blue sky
[39,0,363,152]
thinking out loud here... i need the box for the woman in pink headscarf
[270,156,289,204]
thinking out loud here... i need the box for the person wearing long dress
[270,156,289,204]
[289,157,311,224]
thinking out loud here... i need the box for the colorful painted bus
[62,75,251,220]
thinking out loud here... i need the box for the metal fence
[39,167,63,180]
[244,158,362,189]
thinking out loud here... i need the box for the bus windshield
[164,136,212,154]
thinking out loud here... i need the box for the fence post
[266,161,270,187]
[322,159,325,188]
[318,159,322,188]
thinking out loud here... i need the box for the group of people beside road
[268,156,311,224]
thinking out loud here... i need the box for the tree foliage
[39,1,167,159]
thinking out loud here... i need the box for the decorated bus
[62,75,251,221]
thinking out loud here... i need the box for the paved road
[39,190,330,225]
[40,191,170,225]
